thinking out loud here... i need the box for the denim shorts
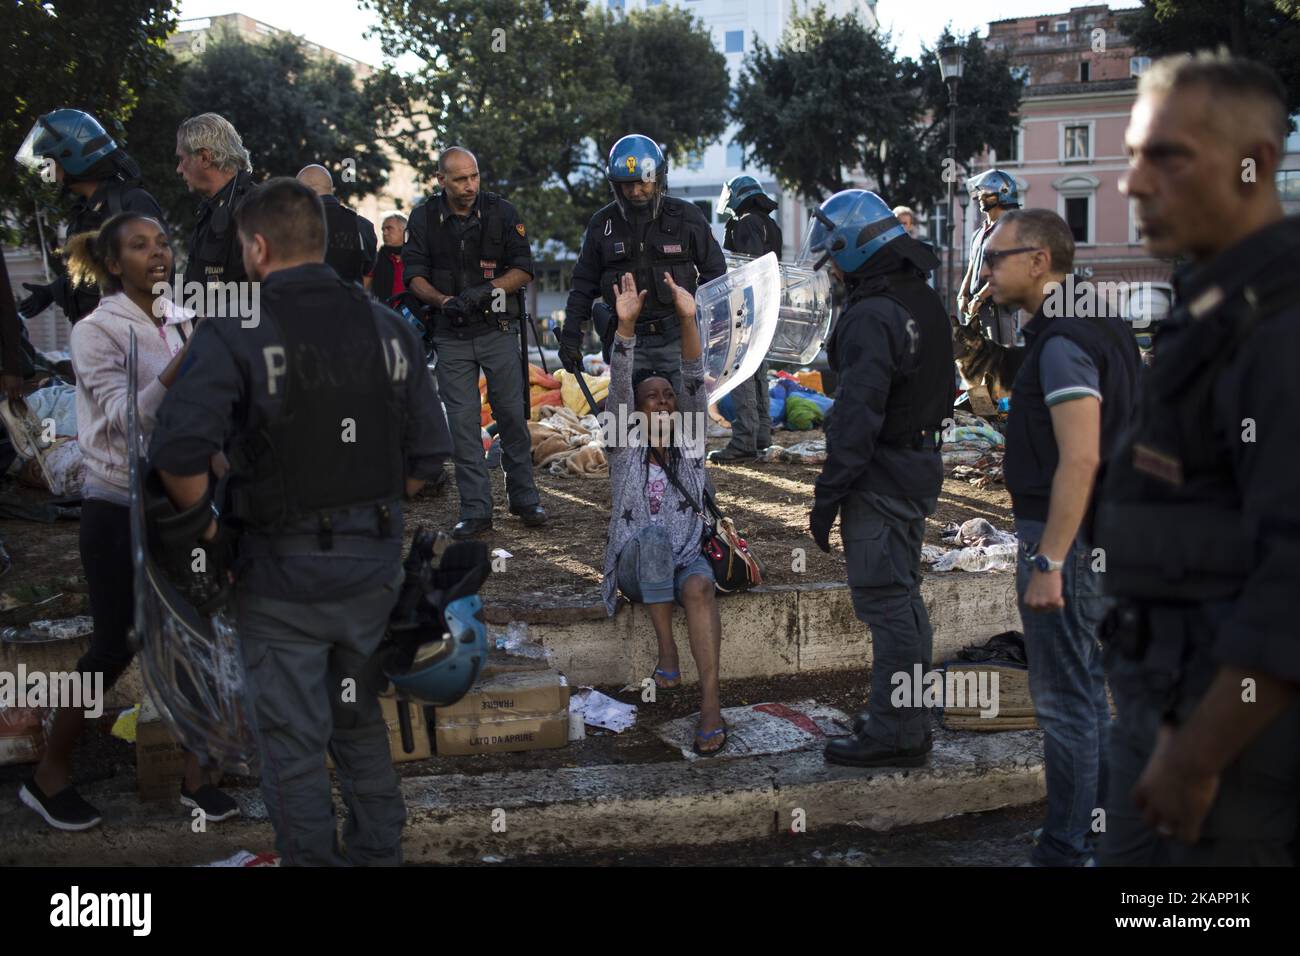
[616,525,714,605]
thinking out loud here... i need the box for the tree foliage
[730,8,1023,212]
[1,0,177,244]
[362,0,729,250]
[1121,0,1300,119]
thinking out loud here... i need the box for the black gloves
[18,282,54,319]
[443,283,496,320]
[810,497,840,553]
[559,336,584,374]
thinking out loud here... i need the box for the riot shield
[127,332,259,775]
[695,252,781,405]
[722,252,833,366]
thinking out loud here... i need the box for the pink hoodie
[70,292,194,500]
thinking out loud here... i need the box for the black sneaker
[180,783,241,823]
[19,779,103,831]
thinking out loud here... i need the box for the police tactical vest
[225,277,405,543]
[1004,310,1139,528]
[186,169,254,289]
[593,198,700,336]
[724,211,782,260]
[834,270,954,447]
[1095,234,1300,602]
[323,201,369,284]
[425,191,521,324]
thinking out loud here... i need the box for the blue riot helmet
[383,535,490,707]
[607,134,667,219]
[718,175,768,219]
[16,109,117,178]
[966,169,1021,209]
[797,189,907,275]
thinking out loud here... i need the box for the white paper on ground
[570,687,637,733]
[654,699,852,761]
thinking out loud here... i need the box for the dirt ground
[0,426,1012,621]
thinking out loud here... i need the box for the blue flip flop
[693,721,728,757]
[653,667,681,689]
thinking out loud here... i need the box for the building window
[1010,64,1031,86]
[727,141,743,168]
[1286,113,1300,153]
[1036,20,1048,33]
[1055,19,1069,33]
[686,150,704,171]
[1065,196,1090,243]
[693,200,713,222]
[725,30,744,53]
[1079,61,1090,83]
[1277,170,1300,202]
[1064,124,1090,161]
[1130,56,1151,78]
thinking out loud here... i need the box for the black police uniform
[816,240,953,761]
[1095,216,1300,866]
[184,169,255,294]
[563,197,725,395]
[148,262,451,865]
[402,190,539,524]
[42,178,163,323]
[719,206,783,455]
[320,194,378,285]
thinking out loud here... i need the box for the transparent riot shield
[696,252,781,405]
[128,332,259,775]
[722,252,833,366]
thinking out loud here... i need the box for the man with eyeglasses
[979,208,1141,866]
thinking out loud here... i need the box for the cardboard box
[328,693,431,768]
[0,707,48,766]
[136,696,186,801]
[434,669,570,756]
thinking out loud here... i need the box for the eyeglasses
[982,246,1043,268]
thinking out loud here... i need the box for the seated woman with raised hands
[599,271,725,756]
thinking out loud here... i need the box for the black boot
[824,731,932,768]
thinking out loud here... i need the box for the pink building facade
[958,4,1174,289]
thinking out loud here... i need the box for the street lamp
[937,43,965,316]
[956,188,970,293]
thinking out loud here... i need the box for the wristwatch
[1032,552,1064,573]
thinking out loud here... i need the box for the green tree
[1121,0,1300,117]
[362,0,729,250]
[1,0,178,244]
[731,9,1022,212]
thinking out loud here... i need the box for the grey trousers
[632,334,683,396]
[1101,638,1300,866]
[841,488,936,749]
[237,570,406,866]
[726,361,771,453]
[434,326,539,520]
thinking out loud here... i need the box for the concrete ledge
[0,728,1044,865]
[1,572,1021,700]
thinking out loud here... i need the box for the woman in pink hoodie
[19,213,239,831]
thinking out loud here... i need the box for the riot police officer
[560,134,726,396]
[402,146,544,539]
[14,108,163,323]
[296,164,378,286]
[147,177,452,865]
[803,191,954,768]
[174,113,255,300]
[710,174,782,463]
[1096,53,1300,865]
[958,169,1020,345]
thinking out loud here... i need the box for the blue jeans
[1015,518,1111,866]
[617,524,714,605]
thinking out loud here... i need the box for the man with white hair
[176,112,255,295]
